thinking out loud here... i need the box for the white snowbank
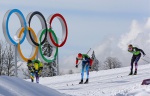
[0,76,65,96]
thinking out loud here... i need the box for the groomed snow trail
[40,64,150,96]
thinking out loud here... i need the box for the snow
[1,64,150,96]
[0,76,64,96]
[38,64,150,96]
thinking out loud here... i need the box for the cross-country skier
[75,53,93,84]
[128,44,146,75]
[27,59,43,83]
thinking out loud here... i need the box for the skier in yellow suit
[27,59,43,83]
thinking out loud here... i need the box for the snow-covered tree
[41,40,57,77]
[104,57,121,69]
[91,51,100,71]
[0,41,21,76]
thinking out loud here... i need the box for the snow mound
[0,76,65,96]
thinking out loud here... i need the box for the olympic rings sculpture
[2,9,68,63]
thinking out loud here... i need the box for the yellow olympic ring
[17,27,38,62]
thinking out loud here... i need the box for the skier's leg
[81,63,85,80]
[129,56,136,75]
[135,55,141,70]
[84,63,89,84]
[134,54,141,74]
[79,63,85,84]
[85,64,89,80]
[35,71,39,83]
[30,72,34,82]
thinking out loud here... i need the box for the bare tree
[104,57,121,70]
[0,41,6,75]
[0,41,21,76]
[4,45,15,76]
[22,68,30,79]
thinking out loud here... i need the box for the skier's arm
[136,47,146,55]
[139,49,145,56]
[89,58,93,66]
[75,58,79,68]
[76,58,79,65]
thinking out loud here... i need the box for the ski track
[57,69,149,90]
[41,65,150,96]
[48,67,150,88]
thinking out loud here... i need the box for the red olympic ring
[49,13,68,47]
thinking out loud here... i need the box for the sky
[0,0,150,74]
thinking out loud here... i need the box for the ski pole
[145,56,150,59]
[77,48,91,66]
[141,58,150,63]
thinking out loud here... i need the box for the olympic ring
[38,28,58,63]
[2,9,68,63]
[48,13,68,47]
[27,11,48,46]
[3,9,27,45]
[17,27,38,62]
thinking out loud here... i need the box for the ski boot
[79,79,83,84]
[134,70,137,75]
[129,71,133,75]
[84,79,88,84]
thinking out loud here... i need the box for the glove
[89,66,91,69]
[75,65,78,68]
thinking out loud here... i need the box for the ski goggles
[128,47,133,51]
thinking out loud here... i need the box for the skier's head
[128,44,133,51]
[78,53,82,60]
[27,60,32,64]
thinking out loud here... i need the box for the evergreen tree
[41,40,57,77]
[91,51,100,71]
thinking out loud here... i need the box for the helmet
[78,53,82,58]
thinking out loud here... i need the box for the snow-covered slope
[39,64,150,96]
[1,64,150,96]
[0,76,64,96]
